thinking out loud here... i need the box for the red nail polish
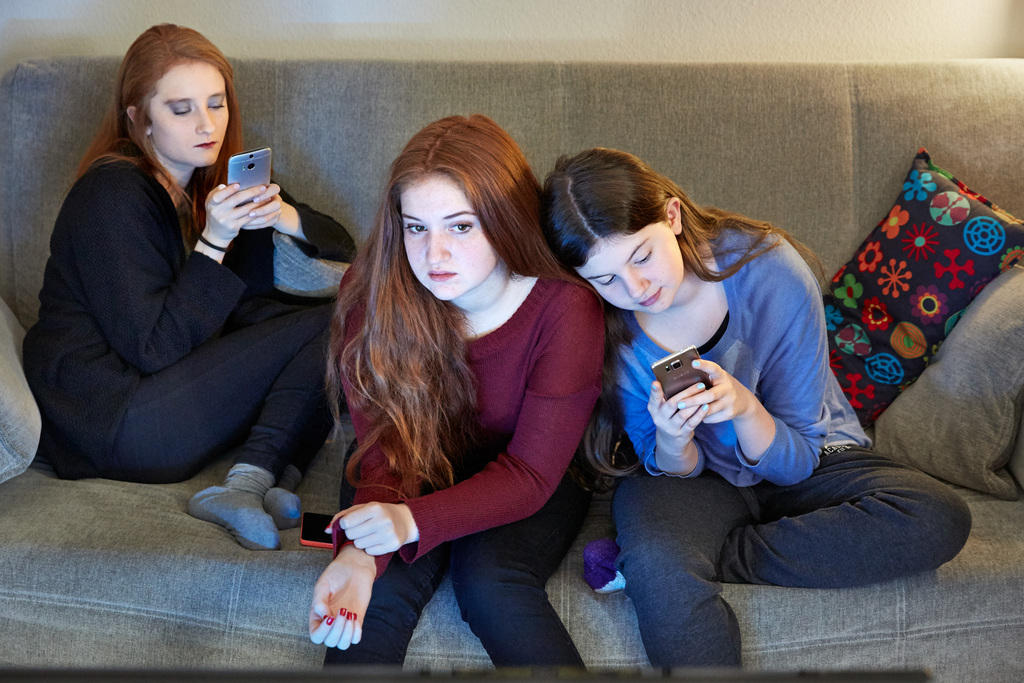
[324,616,334,626]
[348,612,357,621]
[339,608,348,618]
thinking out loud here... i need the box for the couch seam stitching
[0,589,304,640]
[224,562,244,656]
[741,614,1024,654]
[1,63,20,314]
[559,61,568,166]
[897,576,907,665]
[846,62,860,261]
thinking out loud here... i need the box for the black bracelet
[198,234,229,252]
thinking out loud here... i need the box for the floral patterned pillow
[824,148,1024,426]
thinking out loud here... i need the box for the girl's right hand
[329,501,419,555]
[648,380,708,471]
[308,545,376,650]
[202,183,272,246]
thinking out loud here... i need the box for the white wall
[2,0,1023,76]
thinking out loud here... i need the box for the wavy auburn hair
[542,147,820,480]
[329,114,572,498]
[77,23,243,244]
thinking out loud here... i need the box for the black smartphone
[227,147,272,203]
[650,345,712,401]
[299,512,335,549]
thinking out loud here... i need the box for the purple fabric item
[583,537,625,593]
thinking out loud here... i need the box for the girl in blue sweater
[541,147,971,666]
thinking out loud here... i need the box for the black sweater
[23,161,355,468]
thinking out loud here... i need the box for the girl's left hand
[329,502,419,555]
[308,545,375,650]
[682,358,759,424]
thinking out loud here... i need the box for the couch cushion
[402,484,1024,676]
[729,486,1024,675]
[0,426,351,669]
[824,149,1024,426]
[873,264,1024,499]
[0,295,40,483]
[2,417,1023,679]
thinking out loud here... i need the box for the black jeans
[106,301,334,483]
[612,447,972,667]
[325,459,591,667]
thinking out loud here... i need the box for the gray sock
[188,463,280,550]
[264,464,302,530]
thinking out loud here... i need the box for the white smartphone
[227,147,272,195]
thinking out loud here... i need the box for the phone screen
[299,512,335,549]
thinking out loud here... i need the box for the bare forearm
[732,394,776,464]
[274,202,306,241]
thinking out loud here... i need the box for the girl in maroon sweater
[308,115,604,666]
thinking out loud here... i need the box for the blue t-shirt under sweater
[617,230,870,487]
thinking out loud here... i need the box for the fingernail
[339,608,348,618]
[692,360,701,368]
[348,612,357,621]
[677,401,686,410]
[324,616,335,626]
[696,383,706,390]
[701,404,709,411]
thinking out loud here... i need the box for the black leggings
[103,301,334,483]
[325,444,590,667]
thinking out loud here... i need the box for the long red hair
[328,114,572,497]
[77,23,243,243]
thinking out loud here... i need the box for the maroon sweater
[340,277,604,577]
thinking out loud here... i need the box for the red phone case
[299,513,334,549]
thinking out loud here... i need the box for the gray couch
[1,57,1023,680]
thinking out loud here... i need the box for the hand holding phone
[201,147,279,248]
[650,345,711,402]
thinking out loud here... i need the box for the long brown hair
[541,147,821,480]
[328,114,573,498]
[77,23,243,243]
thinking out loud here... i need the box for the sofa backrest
[3,57,1023,327]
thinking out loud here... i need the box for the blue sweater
[618,230,869,487]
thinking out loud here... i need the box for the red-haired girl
[24,24,354,550]
[309,115,603,666]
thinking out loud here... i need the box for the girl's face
[401,174,508,314]
[132,60,228,187]
[575,199,686,314]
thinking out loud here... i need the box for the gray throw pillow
[0,296,41,483]
[873,264,1024,499]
